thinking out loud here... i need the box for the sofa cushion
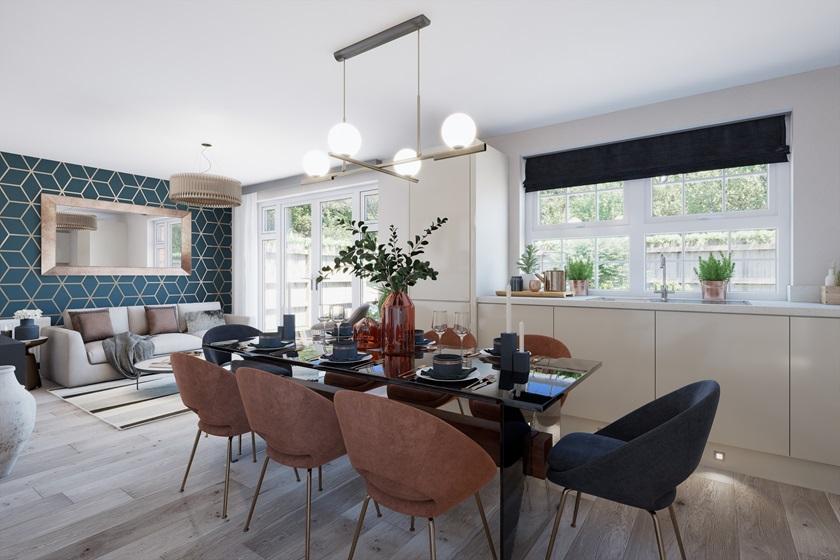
[177,302,222,333]
[151,333,202,355]
[184,309,226,334]
[76,310,115,343]
[64,307,129,334]
[146,306,179,335]
[85,340,107,364]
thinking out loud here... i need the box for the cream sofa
[41,302,250,387]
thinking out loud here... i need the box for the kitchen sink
[588,296,751,305]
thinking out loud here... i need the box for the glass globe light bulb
[302,150,330,177]
[441,112,477,149]
[393,148,422,177]
[327,122,362,157]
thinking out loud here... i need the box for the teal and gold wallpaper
[0,151,231,324]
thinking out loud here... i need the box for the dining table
[205,336,601,560]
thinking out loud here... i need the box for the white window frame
[148,217,182,268]
[524,162,790,300]
[257,181,378,331]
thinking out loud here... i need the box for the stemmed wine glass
[330,305,346,339]
[317,304,332,342]
[453,312,470,357]
[431,310,448,354]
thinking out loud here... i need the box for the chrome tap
[658,252,668,302]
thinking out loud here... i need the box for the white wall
[486,65,840,295]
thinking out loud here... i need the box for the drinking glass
[453,311,470,357]
[431,310,448,353]
[317,305,332,341]
[330,305,347,339]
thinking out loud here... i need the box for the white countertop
[476,295,840,318]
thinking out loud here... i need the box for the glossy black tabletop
[205,337,601,412]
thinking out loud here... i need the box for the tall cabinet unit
[379,146,509,333]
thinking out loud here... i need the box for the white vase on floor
[0,365,36,477]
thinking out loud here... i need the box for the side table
[23,336,48,390]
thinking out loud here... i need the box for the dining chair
[235,367,347,559]
[469,334,572,422]
[170,352,257,519]
[544,380,720,560]
[334,391,498,560]
[202,324,261,366]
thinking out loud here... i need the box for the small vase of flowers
[694,252,735,302]
[566,258,593,296]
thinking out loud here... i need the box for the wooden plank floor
[4,388,840,559]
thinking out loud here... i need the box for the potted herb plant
[517,244,541,291]
[317,218,447,355]
[694,252,735,302]
[566,258,593,296]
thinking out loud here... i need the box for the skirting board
[557,413,840,495]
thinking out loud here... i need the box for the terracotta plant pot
[570,280,589,296]
[380,291,415,356]
[701,280,727,302]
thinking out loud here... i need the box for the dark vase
[14,318,39,341]
[380,291,415,356]
[353,316,381,351]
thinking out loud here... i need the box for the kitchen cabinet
[656,311,789,456]
[555,307,655,424]
[476,303,553,348]
[790,317,840,466]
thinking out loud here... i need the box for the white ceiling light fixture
[169,143,242,208]
[301,14,486,185]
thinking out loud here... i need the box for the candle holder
[282,314,296,341]
[499,332,517,371]
[512,350,531,384]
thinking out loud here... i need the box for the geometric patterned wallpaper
[0,150,231,325]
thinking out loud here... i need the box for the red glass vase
[380,291,415,355]
[353,316,381,351]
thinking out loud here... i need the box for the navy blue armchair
[545,380,720,560]
[202,324,261,366]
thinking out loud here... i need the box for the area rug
[49,374,190,429]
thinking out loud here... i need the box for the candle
[505,285,512,332]
[519,321,525,350]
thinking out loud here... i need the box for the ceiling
[1,0,838,186]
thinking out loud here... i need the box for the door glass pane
[262,239,278,330]
[319,198,353,318]
[169,223,182,267]
[285,204,312,332]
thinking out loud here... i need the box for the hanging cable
[416,29,421,155]
[200,143,212,173]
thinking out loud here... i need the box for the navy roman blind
[523,115,790,193]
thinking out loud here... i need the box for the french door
[258,185,379,332]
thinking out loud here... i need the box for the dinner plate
[415,338,435,347]
[416,367,480,383]
[318,353,373,367]
[481,348,501,357]
[248,341,295,351]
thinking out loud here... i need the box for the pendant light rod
[333,14,430,62]
[328,152,420,183]
[416,29,421,155]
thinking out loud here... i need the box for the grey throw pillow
[185,310,226,334]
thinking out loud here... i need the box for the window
[150,218,182,268]
[525,163,789,298]
[258,184,378,331]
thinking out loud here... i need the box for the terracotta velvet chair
[235,367,347,559]
[170,352,256,519]
[335,391,498,560]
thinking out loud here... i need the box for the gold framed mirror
[40,194,192,276]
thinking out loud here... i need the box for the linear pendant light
[301,14,486,184]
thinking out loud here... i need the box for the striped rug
[49,374,190,429]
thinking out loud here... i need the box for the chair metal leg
[244,456,270,532]
[428,518,437,560]
[239,434,242,456]
[223,436,233,519]
[410,516,415,531]
[669,505,687,560]
[251,432,257,463]
[180,428,201,492]
[373,500,382,517]
[457,399,465,414]
[294,467,301,482]
[347,495,371,560]
[475,493,497,560]
[650,511,666,560]
[305,468,313,560]
[318,465,323,492]
[571,491,582,527]
[545,488,571,560]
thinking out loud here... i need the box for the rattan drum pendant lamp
[169,143,242,208]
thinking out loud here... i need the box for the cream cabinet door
[413,300,473,337]
[409,157,471,302]
[555,307,655,424]
[790,317,840,466]
[476,303,553,348]
[656,311,789,456]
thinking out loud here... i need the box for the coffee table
[133,351,204,390]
